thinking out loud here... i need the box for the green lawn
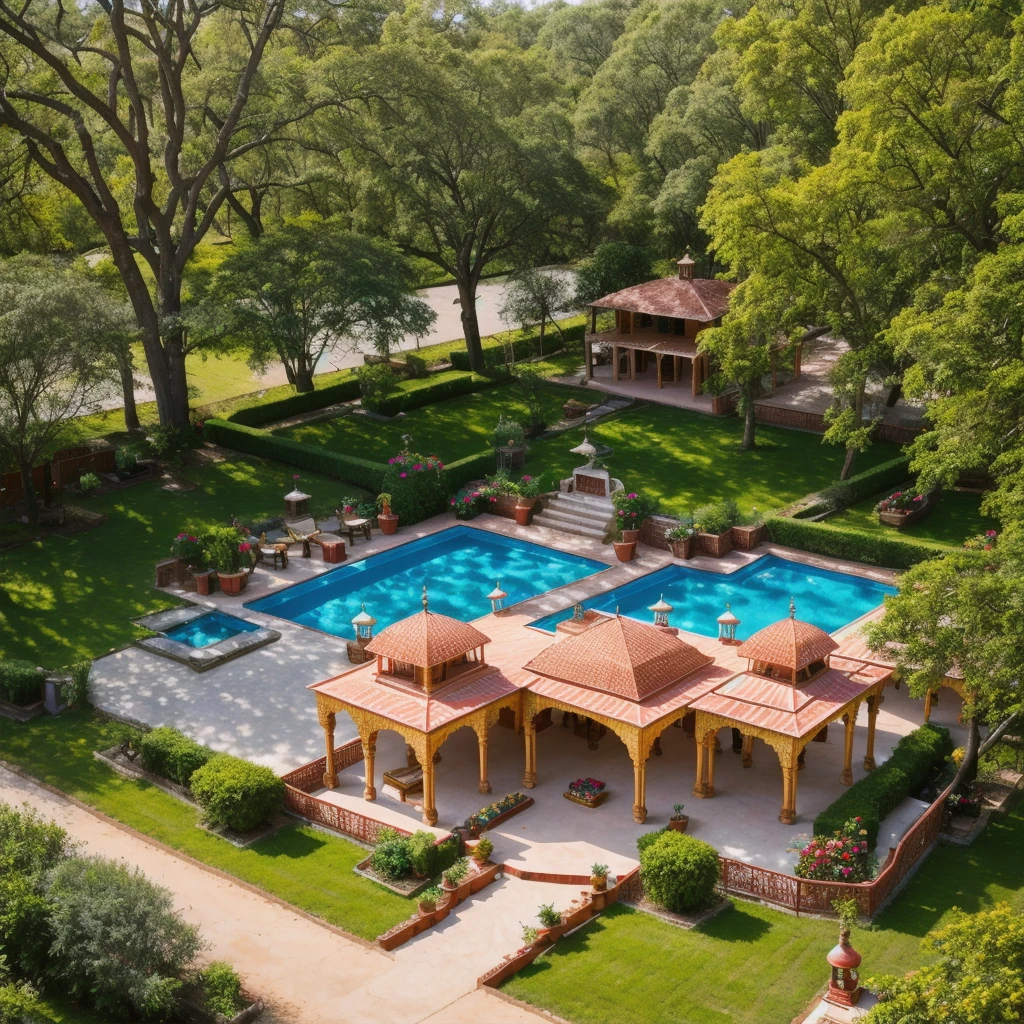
[278,381,580,466]
[826,489,997,548]
[503,806,1024,1024]
[526,407,902,518]
[0,455,367,666]
[0,711,413,941]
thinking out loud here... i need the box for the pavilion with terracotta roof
[521,614,730,823]
[308,588,525,825]
[689,602,892,824]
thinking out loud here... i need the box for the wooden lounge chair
[383,763,424,803]
[284,517,322,558]
[336,508,372,544]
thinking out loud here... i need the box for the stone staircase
[533,492,616,542]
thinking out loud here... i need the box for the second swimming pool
[528,555,896,638]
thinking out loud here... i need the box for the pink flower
[986,529,998,537]
[293,474,300,480]
[399,472,407,478]
[388,458,396,465]
[522,475,532,482]
[238,542,251,553]
[344,505,353,513]
[841,867,852,877]
[413,463,422,471]
[450,499,456,506]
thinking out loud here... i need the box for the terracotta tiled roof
[365,610,490,669]
[590,277,734,322]
[524,615,713,701]
[737,616,839,672]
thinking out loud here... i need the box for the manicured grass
[504,806,1024,1024]
[0,711,413,941]
[0,455,366,665]
[826,489,997,548]
[526,408,903,517]
[278,381,579,466]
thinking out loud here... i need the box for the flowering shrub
[170,532,204,566]
[382,449,447,523]
[875,490,926,513]
[612,490,656,526]
[465,792,529,831]
[567,777,606,801]
[203,525,253,574]
[792,817,874,882]
[451,487,485,519]
[963,529,998,551]
[946,790,982,819]
[515,474,541,499]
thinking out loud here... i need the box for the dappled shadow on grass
[252,823,329,860]
[697,901,771,943]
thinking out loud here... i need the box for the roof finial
[789,596,796,619]
[422,585,429,611]
[615,604,620,616]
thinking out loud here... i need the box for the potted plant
[441,857,469,891]
[418,885,445,915]
[564,777,607,808]
[536,902,562,938]
[666,520,696,560]
[876,489,934,528]
[612,527,637,563]
[491,416,527,469]
[521,925,540,948]
[377,492,399,535]
[613,490,656,544]
[171,532,217,595]
[693,500,739,557]
[590,862,609,892]
[206,525,254,595]
[668,803,690,832]
[514,475,540,526]
[472,835,494,864]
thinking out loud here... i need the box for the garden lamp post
[717,604,740,643]
[352,604,377,642]
[487,581,508,614]
[570,433,597,467]
[648,595,673,628]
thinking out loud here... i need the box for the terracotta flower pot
[620,528,641,544]
[668,816,689,833]
[590,874,608,892]
[192,569,217,595]
[378,513,399,535]
[514,504,532,527]
[613,540,636,563]
[217,571,247,595]
[418,899,437,915]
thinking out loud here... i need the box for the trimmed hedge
[203,418,386,493]
[765,515,948,570]
[402,830,461,879]
[190,754,284,833]
[139,727,214,787]
[0,660,45,706]
[449,322,585,371]
[223,375,361,427]
[445,450,494,491]
[813,724,953,848]
[793,456,913,519]
[639,831,721,913]
[374,370,505,416]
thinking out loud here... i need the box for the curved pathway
[0,766,555,1024]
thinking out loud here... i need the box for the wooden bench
[383,764,424,803]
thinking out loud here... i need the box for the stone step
[547,493,615,515]
[532,513,608,541]
[538,506,613,531]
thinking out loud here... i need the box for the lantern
[570,433,597,465]
[487,580,508,614]
[825,929,863,1007]
[648,594,673,628]
[717,604,740,643]
[351,603,376,642]
[283,488,311,520]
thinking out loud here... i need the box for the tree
[0,0,311,427]
[201,219,434,391]
[698,275,791,450]
[46,856,204,1021]
[499,269,572,356]
[574,242,654,307]
[863,533,1024,787]
[316,33,597,371]
[865,903,1024,1024]
[537,0,632,94]
[0,257,127,522]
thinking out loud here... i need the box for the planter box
[879,495,935,529]
[0,698,46,722]
[731,524,766,551]
[487,493,520,519]
[698,530,733,557]
[563,790,608,809]
[669,535,696,560]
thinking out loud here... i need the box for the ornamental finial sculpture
[789,596,796,618]
[422,585,429,611]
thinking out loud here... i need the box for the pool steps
[533,493,616,542]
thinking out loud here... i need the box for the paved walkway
[0,765,557,1024]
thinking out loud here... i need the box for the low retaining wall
[753,404,923,446]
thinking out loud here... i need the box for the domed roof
[827,938,862,971]
[737,604,838,672]
[366,609,490,669]
[525,614,712,701]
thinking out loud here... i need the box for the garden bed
[563,791,608,809]
[352,856,434,896]
[0,698,46,722]
[878,493,935,528]
[470,794,534,833]
[625,894,729,931]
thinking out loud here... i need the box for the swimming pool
[528,555,896,638]
[246,526,607,638]
[163,611,260,649]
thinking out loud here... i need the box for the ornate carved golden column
[704,733,717,798]
[319,706,337,789]
[422,746,438,826]
[841,709,856,786]
[693,733,708,797]
[361,729,378,801]
[779,744,798,825]
[864,694,881,771]
[477,730,491,795]
[522,704,537,789]
[741,733,754,769]
[632,756,647,824]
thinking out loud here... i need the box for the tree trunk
[19,459,37,525]
[840,446,858,480]
[538,315,545,357]
[455,273,484,372]
[742,402,756,450]
[118,354,140,431]
[949,717,980,795]
[294,367,314,393]
[885,381,902,407]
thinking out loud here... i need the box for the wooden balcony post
[742,733,754,768]
[320,709,337,789]
[632,755,647,824]
[841,710,856,786]
[705,733,717,798]
[421,753,438,826]
[361,729,378,801]
[523,705,537,788]
[477,728,491,795]
[628,346,636,380]
[612,345,620,382]
[864,694,880,771]
[693,732,708,797]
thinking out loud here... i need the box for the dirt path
[0,767,551,1024]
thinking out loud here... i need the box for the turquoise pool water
[529,555,896,638]
[164,611,260,648]
[246,526,606,638]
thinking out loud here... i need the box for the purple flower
[399,472,407,478]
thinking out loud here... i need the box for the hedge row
[813,724,953,848]
[140,726,214,786]
[374,370,505,416]
[793,456,913,519]
[223,375,361,426]
[445,449,495,491]
[203,418,387,493]
[449,322,585,371]
[0,660,45,706]
[764,515,948,570]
